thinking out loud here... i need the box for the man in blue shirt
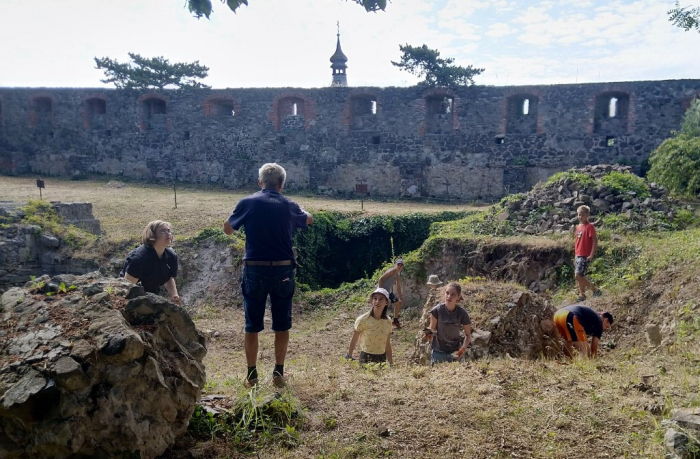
[224,163,313,388]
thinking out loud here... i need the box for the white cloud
[486,23,517,37]
[0,0,698,88]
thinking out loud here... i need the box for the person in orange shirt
[574,205,602,301]
[554,305,613,358]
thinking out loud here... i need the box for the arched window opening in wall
[350,95,378,131]
[31,96,53,129]
[506,94,538,134]
[277,97,305,131]
[84,98,107,130]
[425,95,455,134]
[141,97,167,131]
[205,98,235,118]
[594,92,629,134]
[609,97,618,118]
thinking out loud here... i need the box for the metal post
[173,175,178,209]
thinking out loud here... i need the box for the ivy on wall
[293,211,467,289]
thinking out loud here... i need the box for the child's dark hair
[601,311,614,325]
[369,292,389,320]
[446,282,462,298]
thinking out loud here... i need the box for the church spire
[330,22,348,87]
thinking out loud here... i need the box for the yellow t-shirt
[354,311,393,355]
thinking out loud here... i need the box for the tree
[391,44,484,87]
[187,0,388,19]
[94,53,210,90]
[647,99,700,197]
[668,1,700,32]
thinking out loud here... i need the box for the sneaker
[576,295,586,302]
[244,378,258,388]
[392,318,402,329]
[272,374,287,388]
[593,290,603,298]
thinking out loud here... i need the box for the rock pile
[663,408,700,459]
[0,272,207,459]
[412,284,560,363]
[498,165,688,235]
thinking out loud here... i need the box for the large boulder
[0,272,207,459]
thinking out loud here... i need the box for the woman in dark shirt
[121,220,180,303]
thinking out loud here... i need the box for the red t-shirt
[575,222,597,257]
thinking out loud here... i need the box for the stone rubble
[0,272,207,459]
[498,165,688,235]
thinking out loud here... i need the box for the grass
[19,199,95,248]
[185,301,696,458]
[0,176,484,242]
[3,175,699,458]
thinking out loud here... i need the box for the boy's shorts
[574,256,589,276]
[554,309,587,342]
[388,292,400,303]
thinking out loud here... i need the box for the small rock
[645,324,662,347]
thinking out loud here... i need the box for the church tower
[330,24,348,87]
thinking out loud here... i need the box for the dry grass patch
[177,293,700,459]
[0,176,484,241]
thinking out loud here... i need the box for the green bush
[293,211,467,289]
[188,388,304,450]
[647,135,700,197]
[430,209,516,237]
[647,98,700,197]
[601,171,650,198]
[546,170,596,188]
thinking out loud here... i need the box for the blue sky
[0,0,698,88]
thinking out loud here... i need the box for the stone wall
[0,202,99,292]
[1,80,699,199]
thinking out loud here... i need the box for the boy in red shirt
[574,205,602,301]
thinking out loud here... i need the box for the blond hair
[141,220,172,246]
[577,205,590,215]
[258,163,286,189]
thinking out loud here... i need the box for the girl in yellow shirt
[346,288,394,366]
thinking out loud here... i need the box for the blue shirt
[227,189,308,261]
